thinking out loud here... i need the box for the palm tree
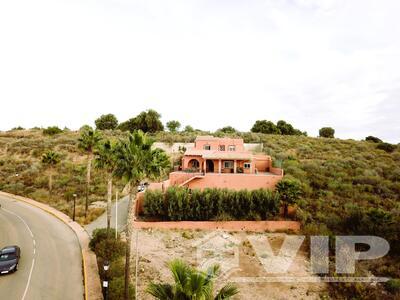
[94,139,118,233]
[114,130,170,300]
[41,150,61,200]
[78,126,102,218]
[146,259,239,299]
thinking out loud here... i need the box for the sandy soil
[130,229,327,299]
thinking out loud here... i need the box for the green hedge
[143,187,280,221]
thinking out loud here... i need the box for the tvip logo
[193,233,391,283]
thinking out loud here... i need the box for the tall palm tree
[114,130,170,300]
[78,126,102,218]
[146,259,239,300]
[94,139,118,232]
[41,150,61,201]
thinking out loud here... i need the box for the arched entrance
[206,160,214,173]
[188,159,200,170]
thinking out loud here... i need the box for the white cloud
[0,0,399,142]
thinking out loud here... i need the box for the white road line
[2,207,36,300]
[22,258,35,300]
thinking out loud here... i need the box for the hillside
[1,128,399,298]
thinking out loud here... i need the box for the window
[224,161,234,168]
[219,145,225,151]
[228,145,236,151]
[244,163,251,169]
[203,144,211,150]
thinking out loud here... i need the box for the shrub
[319,127,335,138]
[43,126,63,136]
[143,187,280,221]
[366,136,382,143]
[377,142,396,153]
[89,228,118,251]
[386,279,400,294]
[95,114,118,130]
[108,276,135,300]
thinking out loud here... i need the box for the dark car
[0,246,20,274]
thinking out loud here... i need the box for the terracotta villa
[155,136,283,191]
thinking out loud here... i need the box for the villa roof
[184,149,253,160]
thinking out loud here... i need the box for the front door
[206,160,214,173]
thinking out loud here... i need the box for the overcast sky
[0,0,399,142]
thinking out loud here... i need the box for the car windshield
[0,253,16,261]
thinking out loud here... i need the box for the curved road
[0,194,84,300]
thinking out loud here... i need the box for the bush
[377,142,396,153]
[108,276,135,300]
[386,279,400,294]
[143,187,280,221]
[43,126,63,136]
[95,114,118,130]
[319,127,335,138]
[89,228,118,251]
[366,136,382,143]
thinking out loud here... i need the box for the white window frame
[203,144,211,150]
[244,162,251,169]
[228,145,236,151]
[224,161,234,168]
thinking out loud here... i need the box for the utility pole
[72,194,77,221]
[115,190,118,239]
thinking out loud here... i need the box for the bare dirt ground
[131,229,327,300]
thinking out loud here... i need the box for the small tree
[276,178,302,218]
[218,126,237,134]
[166,120,181,132]
[251,120,280,134]
[78,126,102,217]
[95,114,119,130]
[41,150,61,200]
[146,259,239,299]
[183,125,194,132]
[319,127,335,138]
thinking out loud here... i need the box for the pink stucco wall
[194,137,245,151]
[186,173,282,191]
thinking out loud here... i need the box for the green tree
[78,126,102,218]
[41,150,61,200]
[146,259,239,300]
[166,120,181,132]
[95,114,119,130]
[183,125,194,132]
[118,109,164,133]
[251,120,280,134]
[114,131,170,300]
[319,127,335,138]
[218,126,237,134]
[276,178,302,218]
[94,140,118,232]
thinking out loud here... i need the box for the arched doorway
[188,159,200,170]
[206,160,214,173]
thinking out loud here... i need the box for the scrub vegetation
[0,111,399,298]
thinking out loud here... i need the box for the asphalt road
[85,195,129,237]
[0,194,84,300]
